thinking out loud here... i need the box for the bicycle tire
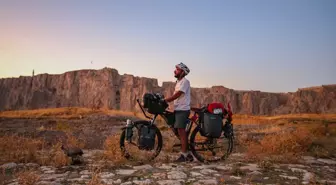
[119,120,163,161]
[225,123,234,154]
[189,125,233,163]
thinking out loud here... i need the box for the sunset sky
[0,0,335,92]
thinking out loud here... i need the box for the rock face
[0,67,335,115]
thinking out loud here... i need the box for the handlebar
[136,99,152,119]
[136,97,208,120]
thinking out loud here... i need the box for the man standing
[164,62,193,162]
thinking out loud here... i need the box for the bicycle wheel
[189,125,233,163]
[224,122,234,154]
[119,120,163,162]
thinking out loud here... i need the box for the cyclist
[164,62,194,162]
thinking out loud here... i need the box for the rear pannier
[200,102,227,138]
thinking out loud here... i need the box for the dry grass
[233,115,272,124]
[265,113,336,120]
[87,171,104,185]
[65,132,85,149]
[56,122,72,132]
[0,135,44,164]
[1,107,335,123]
[1,107,335,166]
[249,124,283,134]
[39,133,84,167]
[230,163,246,177]
[241,122,336,162]
[161,127,179,153]
[0,133,86,167]
[102,133,128,166]
[244,128,313,162]
[103,109,146,119]
[0,107,98,119]
[234,113,336,162]
[308,136,336,158]
[0,107,141,119]
[15,170,40,185]
[39,142,71,167]
[257,159,274,172]
[103,126,177,165]
[232,113,336,125]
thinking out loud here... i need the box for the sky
[0,0,335,92]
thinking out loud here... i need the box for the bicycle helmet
[175,62,190,75]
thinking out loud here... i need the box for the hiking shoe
[174,154,194,163]
[186,153,194,162]
[174,154,187,163]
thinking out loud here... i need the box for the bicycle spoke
[193,145,224,151]
[126,141,138,146]
[189,125,233,162]
[120,122,163,162]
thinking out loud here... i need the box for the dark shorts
[174,110,190,129]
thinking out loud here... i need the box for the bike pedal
[172,148,179,153]
[173,143,181,147]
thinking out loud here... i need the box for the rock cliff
[0,68,335,115]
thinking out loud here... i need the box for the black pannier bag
[138,124,156,150]
[143,93,168,114]
[199,102,226,138]
[200,113,223,138]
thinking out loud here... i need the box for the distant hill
[0,67,335,115]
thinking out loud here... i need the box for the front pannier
[138,124,156,150]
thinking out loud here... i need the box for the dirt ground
[0,114,132,149]
[1,111,336,185]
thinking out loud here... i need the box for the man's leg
[174,110,193,162]
[178,128,188,153]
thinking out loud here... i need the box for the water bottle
[125,119,133,142]
[185,119,192,132]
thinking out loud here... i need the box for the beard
[174,72,182,79]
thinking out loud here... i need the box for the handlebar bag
[143,93,167,114]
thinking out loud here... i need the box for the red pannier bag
[207,102,232,119]
[207,102,226,115]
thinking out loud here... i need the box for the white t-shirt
[174,77,191,111]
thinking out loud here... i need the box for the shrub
[0,135,43,164]
[15,170,40,185]
[245,128,313,162]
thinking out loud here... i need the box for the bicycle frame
[119,98,234,162]
[136,99,200,139]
